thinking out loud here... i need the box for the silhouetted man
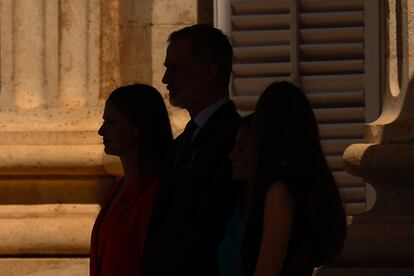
[143,24,241,276]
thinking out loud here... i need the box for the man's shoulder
[194,101,241,151]
[205,100,241,130]
[172,101,241,147]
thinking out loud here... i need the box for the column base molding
[314,267,414,276]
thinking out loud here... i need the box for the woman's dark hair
[234,113,254,207]
[106,84,173,173]
[240,113,254,131]
[241,81,346,275]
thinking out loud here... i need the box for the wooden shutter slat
[307,91,364,106]
[301,27,364,44]
[333,171,363,187]
[301,43,364,60]
[321,139,364,155]
[327,156,344,171]
[231,96,257,110]
[319,123,364,139]
[314,107,365,123]
[232,30,290,46]
[341,186,366,202]
[232,92,364,109]
[301,11,363,27]
[300,0,363,12]
[234,45,290,62]
[232,14,290,30]
[233,63,290,77]
[231,1,289,15]
[233,77,291,96]
[301,60,364,74]
[237,110,254,117]
[302,74,364,93]
[309,92,364,107]
[234,100,365,122]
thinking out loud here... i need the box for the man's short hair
[168,24,233,86]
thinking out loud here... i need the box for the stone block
[0,107,103,132]
[0,131,101,145]
[120,0,152,23]
[339,223,414,265]
[120,23,153,85]
[152,0,197,24]
[0,258,89,275]
[0,177,112,204]
[314,267,414,276]
[0,145,105,175]
[0,204,98,255]
[103,154,123,176]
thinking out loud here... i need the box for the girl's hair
[241,81,346,275]
[106,84,173,173]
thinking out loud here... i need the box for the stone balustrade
[315,1,414,275]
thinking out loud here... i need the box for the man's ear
[204,62,219,83]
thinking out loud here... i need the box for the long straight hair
[107,84,173,174]
[241,81,346,275]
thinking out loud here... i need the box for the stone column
[0,0,109,274]
[13,0,45,110]
[0,0,198,274]
[315,0,414,275]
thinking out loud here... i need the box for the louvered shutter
[216,0,376,215]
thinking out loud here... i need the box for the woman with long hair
[90,84,173,276]
[223,81,346,276]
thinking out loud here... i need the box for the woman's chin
[103,146,116,156]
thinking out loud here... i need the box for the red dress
[90,175,158,276]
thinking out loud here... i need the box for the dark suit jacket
[90,176,158,276]
[143,101,241,276]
